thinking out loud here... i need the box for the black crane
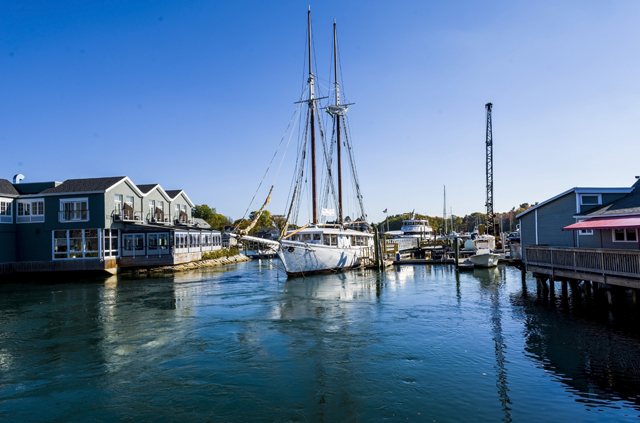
[485,103,494,236]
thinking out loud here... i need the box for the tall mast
[334,19,343,225]
[308,7,318,224]
[443,185,447,235]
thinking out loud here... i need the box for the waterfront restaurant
[0,176,221,275]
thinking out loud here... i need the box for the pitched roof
[577,179,640,217]
[165,190,183,199]
[0,179,19,196]
[39,177,126,194]
[193,217,211,229]
[136,184,158,194]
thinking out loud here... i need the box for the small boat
[468,235,500,268]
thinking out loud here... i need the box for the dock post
[561,280,568,299]
[606,289,613,306]
[454,236,459,269]
[633,289,637,305]
[373,226,381,272]
[549,278,555,298]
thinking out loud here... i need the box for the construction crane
[485,102,494,237]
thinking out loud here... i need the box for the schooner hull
[277,241,365,277]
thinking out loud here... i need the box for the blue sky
[2,1,640,223]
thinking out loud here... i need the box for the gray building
[0,176,222,275]
[517,180,640,257]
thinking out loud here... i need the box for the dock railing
[525,246,640,279]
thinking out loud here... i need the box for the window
[53,229,99,259]
[114,194,123,214]
[577,220,592,236]
[580,195,601,205]
[0,199,12,223]
[613,228,638,242]
[149,200,155,214]
[17,199,44,223]
[60,198,89,222]
[125,196,134,208]
[103,229,119,257]
[302,234,311,241]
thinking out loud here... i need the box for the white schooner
[237,9,374,277]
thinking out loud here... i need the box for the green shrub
[201,247,239,261]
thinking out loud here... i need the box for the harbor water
[1,262,640,422]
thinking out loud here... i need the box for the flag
[321,208,335,217]
[383,208,388,213]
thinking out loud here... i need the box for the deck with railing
[525,246,640,287]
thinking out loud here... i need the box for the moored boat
[468,235,500,268]
[236,10,374,277]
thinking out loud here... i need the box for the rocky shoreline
[121,254,251,275]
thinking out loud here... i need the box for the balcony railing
[113,210,142,222]
[150,213,170,224]
[59,210,90,222]
[525,246,640,279]
[175,216,194,225]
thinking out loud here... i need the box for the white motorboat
[237,11,374,277]
[399,215,435,240]
[468,235,500,268]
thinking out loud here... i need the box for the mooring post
[454,236,459,269]
[373,226,381,272]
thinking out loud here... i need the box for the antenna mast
[308,7,318,224]
[485,102,494,237]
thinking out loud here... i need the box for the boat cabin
[285,228,373,248]
[474,235,496,253]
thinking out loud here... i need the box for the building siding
[105,180,143,229]
[536,192,576,247]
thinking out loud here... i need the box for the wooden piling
[373,226,381,272]
[632,289,637,305]
[454,236,459,269]
[606,289,613,306]
[561,280,568,298]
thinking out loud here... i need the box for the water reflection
[2,263,640,421]
[475,267,512,423]
[515,276,640,412]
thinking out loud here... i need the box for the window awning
[562,216,640,231]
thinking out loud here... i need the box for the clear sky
[2,0,640,223]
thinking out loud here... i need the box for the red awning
[562,215,640,231]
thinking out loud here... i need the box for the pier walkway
[524,245,640,304]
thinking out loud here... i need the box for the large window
[17,199,44,223]
[0,199,12,223]
[103,229,119,257]
[114,194,123,214]
[613,228,638,242]
[53,229,99,259]
[60,198,89,222]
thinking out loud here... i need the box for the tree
[271,214,287,231]
[193,204,231,231]
[193,205,216,221]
